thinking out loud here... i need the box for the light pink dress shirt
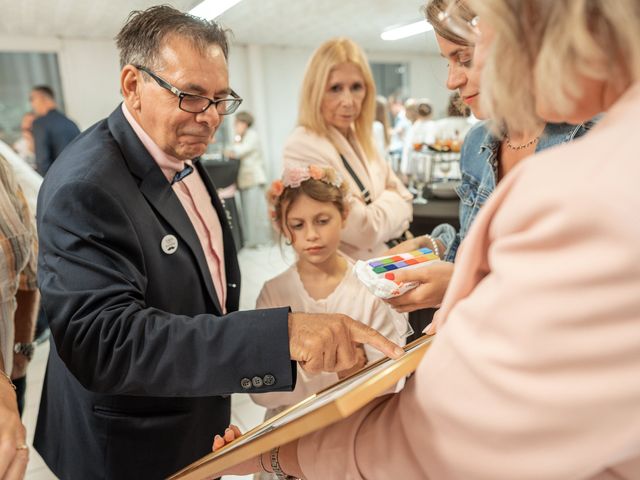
[122,104,226,311]
[296,84,640,479]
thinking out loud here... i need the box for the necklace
[505,135,539,151]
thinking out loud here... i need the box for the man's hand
[386,261,454,313]
[288,313,404,374]
[10,355,28,382]
[337,345,367,380]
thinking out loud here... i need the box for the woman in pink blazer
[215,0,640,478]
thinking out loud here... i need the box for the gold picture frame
[169,335,433,480]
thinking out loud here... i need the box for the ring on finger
[16,443,29,451]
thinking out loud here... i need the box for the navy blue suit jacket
[34,106,294,479]
[32,109,80,175]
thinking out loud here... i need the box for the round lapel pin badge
[161,234,178,255]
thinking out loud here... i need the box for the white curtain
[0,52,65,145]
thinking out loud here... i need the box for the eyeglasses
[438,1,480,44]
[135,65,243,115]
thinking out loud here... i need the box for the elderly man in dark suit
[34,6,402,480]
[29,85,80,176]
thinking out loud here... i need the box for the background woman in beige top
[282,37,413,260]
[225,111,270,247]
[215,0,640,477]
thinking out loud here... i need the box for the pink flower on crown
[324,168,339,186]
[271,179,284,196]
[308,165,325,181]
[282,166,310,188]
[267,179,284,205]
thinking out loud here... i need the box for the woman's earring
[285,238,292,246]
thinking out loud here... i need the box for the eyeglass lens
[179,95,239,114]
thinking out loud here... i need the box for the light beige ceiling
[218,0,438,53]
[0,0,439,54]
[0,0,200,38]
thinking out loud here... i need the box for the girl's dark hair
[273,179,349,239]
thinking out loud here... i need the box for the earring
[285,238,292,246]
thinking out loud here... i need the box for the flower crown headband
[267,164,344,202]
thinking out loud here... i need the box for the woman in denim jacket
[387,0,595,314]
[446,120,594,262]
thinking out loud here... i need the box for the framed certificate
[169,335,433,480]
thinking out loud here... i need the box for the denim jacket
[434,120,596,262]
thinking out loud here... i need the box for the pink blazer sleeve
[297,140,640,479]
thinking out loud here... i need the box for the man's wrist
[14,342,35,362]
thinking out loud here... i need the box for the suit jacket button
[263,374,275,386]
[241,378,252,390]
[251,376,263,388]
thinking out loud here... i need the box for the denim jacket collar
[479,120,598,153]
[538,120,598,150]
[476,120,599,173]
[441,119,597,263]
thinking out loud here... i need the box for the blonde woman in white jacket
[283,38,413,260]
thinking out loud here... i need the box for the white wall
[56,39,121,130]
[368,50,450,116]
[1,35,450,180]
[230,44,311,180]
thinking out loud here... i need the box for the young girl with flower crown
[249,165,409,471]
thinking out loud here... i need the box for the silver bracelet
[270,446,297,479]
[423,234,441,259]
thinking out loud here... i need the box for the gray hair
[115,5,230,70]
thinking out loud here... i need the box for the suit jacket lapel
[107,106,223,313]
[195,161,241,313]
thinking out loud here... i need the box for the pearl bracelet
[423,234,441,259]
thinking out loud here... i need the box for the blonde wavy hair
[471,0,640,134]
[298,38,377,160]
